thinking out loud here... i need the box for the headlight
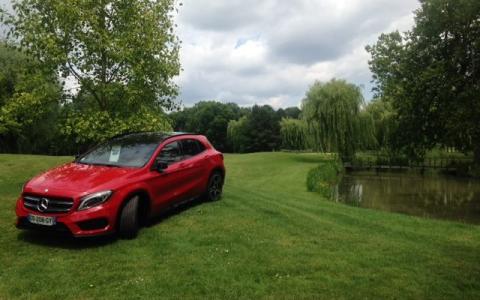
[78,190,113,211]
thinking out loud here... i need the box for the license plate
[28,214,56,226]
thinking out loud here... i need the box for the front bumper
[15,197,118,237]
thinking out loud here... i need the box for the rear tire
[118,195,140,239]
[206,171,224,201]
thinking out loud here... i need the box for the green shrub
[306,160,343,198]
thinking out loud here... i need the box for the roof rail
[110,131,199,140]
[108,131,156,139]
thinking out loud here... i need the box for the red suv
[16,132,225,239]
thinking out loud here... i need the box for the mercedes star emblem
[38,198,49,212]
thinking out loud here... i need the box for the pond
[333,171,480,224]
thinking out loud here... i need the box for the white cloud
[176,0,421,108]
[0,0,421,108]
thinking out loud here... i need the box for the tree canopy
[0,44,62,153]
[366,0,480,163]
[170,101,246,152]
[1,0,179,146]
[280,118,307,150]
[364,98,396,151]
[302,79,366,161]
[227,105,282,153]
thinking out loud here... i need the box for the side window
[158,141,182,164]
[196,140,206,152]
[181,139,205,159]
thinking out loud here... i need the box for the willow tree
[1,0,180,145]
[357,110,378,151]
[302,79,367,161]
[280,118,307,150]
[227,116,248,153]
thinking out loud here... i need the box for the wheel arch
[210,167,225,179]
[116,188,152,229]
[209,167,225,187]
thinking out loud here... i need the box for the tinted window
[196,140,206,152]
[181,139,205,159]
[158,141,183,164]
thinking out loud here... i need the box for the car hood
[25,163,138,194]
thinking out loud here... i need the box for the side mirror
[153,158,169,172]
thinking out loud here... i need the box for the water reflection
[333,171,480,224]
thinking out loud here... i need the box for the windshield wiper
[93,163,122,168]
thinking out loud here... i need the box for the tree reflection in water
[333,171,480,224]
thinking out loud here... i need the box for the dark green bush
[306,160,343,198]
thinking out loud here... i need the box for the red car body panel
[16,134,225,237]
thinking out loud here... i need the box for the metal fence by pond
[345,155,474,171]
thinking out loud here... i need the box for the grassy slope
[0,153,479,299]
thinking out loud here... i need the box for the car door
[147,140,190,212]
[179,139,209,197]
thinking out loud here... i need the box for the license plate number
[28,214,56,226]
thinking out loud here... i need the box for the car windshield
[78,133,167,168]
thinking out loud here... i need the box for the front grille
[23,194,74,214]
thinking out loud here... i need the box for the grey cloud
[267,0,418,65]
[177,0,420,109]
[0,0,419,108]
[269,27,354,65]
[179,61,311,107]
[179,0,418,66]
[179,0,267,31]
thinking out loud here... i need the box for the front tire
[118,195,140,239]
[206,171,224,201]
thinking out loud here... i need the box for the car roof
[112,132,199,143]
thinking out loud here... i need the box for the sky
[0,0,421,108]
[176,0,420,108]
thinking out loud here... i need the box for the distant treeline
[170,102,301,153]
[1,0,479,171]
[170,79,392,161]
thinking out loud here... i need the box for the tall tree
[227,116,249,153]
[284,107,302,119]
[0,43,62,153]
[364,99,396,150]
[227,105,282,153]
[367,0,480,164]
[302,79,365,161]
[2,0,179,144]
[244,105,281,152]
[276,106,301,120]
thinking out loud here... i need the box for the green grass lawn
[1,152,480,299]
